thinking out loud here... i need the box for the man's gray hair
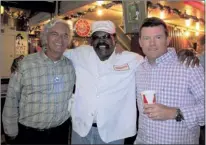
[40,18,73,49]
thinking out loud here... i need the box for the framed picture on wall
[122,0,147,34]
[15,31,28,56]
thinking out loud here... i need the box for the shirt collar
[144,47,177,66]
[93,47,116,65]
[39,50,65,62]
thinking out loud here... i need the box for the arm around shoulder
[180,66,204,128]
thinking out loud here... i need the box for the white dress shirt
[64,45,143,143]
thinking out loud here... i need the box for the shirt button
[97,95,99,98]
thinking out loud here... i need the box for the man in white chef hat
[64,20,143,144]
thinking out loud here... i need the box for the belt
[19,123,53,132]
[92,123,97,127]
[18,118,70,132]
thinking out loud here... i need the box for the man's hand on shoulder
[177,48,199,67]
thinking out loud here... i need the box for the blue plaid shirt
[2,51,76,137]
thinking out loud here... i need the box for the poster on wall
[15,31,28,56]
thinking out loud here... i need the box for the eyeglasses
[91,34,112,41]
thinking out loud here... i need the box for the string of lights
[147,1,205,24]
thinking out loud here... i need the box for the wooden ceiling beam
[1,1,56,13]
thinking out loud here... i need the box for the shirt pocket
[157,85,180,107]
[24,71,52,95]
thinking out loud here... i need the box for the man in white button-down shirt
[64,21,143,144]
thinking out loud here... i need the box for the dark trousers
[1,98,6,135]
[16,118,71,144]
[199,126,205,145]
[124,134,137,144]
[124,101,139,144]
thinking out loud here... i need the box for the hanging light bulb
[97,9,103,16]
[185,31,190,37]
[195,31,199,36]
[67,20,73,28]
[196,22,200,30]
[185,19,191,27]
[160,11,165,19]
[97,1,104,6]
[1,6,4,14]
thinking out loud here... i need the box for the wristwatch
[175,108,184,122]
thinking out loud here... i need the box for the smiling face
[46,22,70,59]
[139,25,170,63]
[91,31,116,61]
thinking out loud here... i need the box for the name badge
[113,63,130,71]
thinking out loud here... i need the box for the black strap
[92,123,97,127]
